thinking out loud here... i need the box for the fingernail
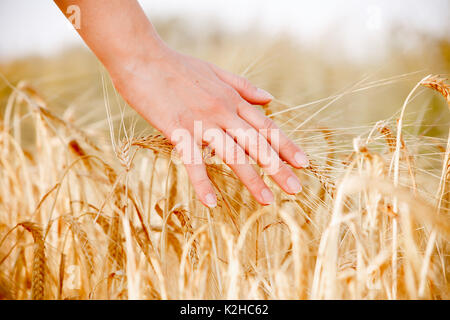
[260,188,274,204]
[205,193,217,208]
[286,176,302,194]
[294,151,309,168]
[256,88,274,101]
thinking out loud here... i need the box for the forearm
[54,0,166,71]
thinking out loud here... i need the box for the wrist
[103,29,171,80]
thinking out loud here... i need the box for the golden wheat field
[0,20,449,300]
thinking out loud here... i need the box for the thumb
[211,65,273,105]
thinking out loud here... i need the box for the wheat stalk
[19,222,45,300]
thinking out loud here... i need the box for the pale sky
[0,0,448,61]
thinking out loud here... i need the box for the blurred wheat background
[0,1,449,300]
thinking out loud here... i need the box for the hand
[109,45,309,208]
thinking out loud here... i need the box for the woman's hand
[54,0,309,208]
[109,45,309,207]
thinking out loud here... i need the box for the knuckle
[260,151,282,174]
[228,145,244,165]
[207,95,226,109]
[236,75,251,90]
[223,85,238,99]
[235,149,247,165]
[279,136,293,151]
[206,97,231,116]
[166,115,183,134]
[248,136,260,153]
[246,171,263,187]
[263,117,277,130]
[217,105,234,119]
[221,111,237,124]
[237,101,251,116]
[194,175,211,188]
[276,164,292,179]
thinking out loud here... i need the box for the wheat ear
[19,222,45,300]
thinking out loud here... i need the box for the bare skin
[54,0,309,208]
